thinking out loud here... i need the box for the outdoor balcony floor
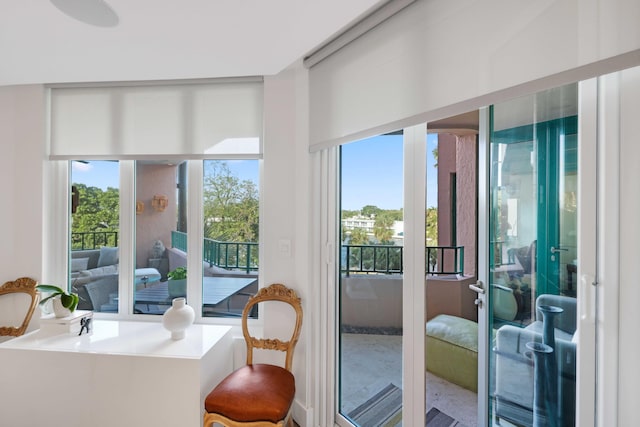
[340,333,477,426]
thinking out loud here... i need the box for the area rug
[347,383,467,427]
[347,383,403,427]
[426,407,467,427]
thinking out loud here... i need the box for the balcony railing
[171,231,258,274]
[71,231,119,250]
[342,244,464,276]
[74,230,463,277]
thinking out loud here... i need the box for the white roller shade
[308,0,640,151]
[50,78,263,159]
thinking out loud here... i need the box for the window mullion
[186,160,204,320]
[118,160,135,315]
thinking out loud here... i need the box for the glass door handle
[469,280,485,294]
[550,246,569,253]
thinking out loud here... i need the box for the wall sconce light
[152,195,168,212]
[136,201,144,215]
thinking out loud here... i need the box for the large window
[67,159,260,318]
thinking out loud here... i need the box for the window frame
[45,158,261,324]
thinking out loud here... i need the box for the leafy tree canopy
[348,227,370,245]
[71,184,120,233]
[203,161,259,243]
[374,212,395,244]
[361,205,381,218]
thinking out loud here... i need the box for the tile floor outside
[340,333,478,426]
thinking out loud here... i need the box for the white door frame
[476,106,491,427]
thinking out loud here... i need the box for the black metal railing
[425,245,465,276]
[169,231,464,276]
[342,244,403,275]
[71,231,119,250]
[342,244,464,276]
[172,231,258,274]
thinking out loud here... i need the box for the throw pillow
[97,246,119,267]
[85,265,119,277]
[71,257,90,272]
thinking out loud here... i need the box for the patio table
[135,276,257,309]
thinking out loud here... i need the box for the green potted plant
[167,267,187,298]
[36,284,80,318]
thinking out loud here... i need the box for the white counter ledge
[1,319,229,358]
[0,320,233,427]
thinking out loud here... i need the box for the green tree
[203,161,259,242]
[348,227,370,245]
[341,209,360,218]
[386,209,403,221]
[426,207,438,245]
[374,213,394,243]
[361,205,380,218]
[71,184,120,248]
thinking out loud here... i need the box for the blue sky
[71,160,259,188]
[72,134,439,210]
[341,133,439,210]
[72,161,119,188]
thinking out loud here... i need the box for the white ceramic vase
[162,297,195,340]
[52,295,72,318]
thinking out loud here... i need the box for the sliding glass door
[337,132,404,426]
[488,83,579,427]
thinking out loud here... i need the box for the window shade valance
[49,78,264,159]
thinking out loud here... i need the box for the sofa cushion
[71,249,101,270]
[74,265,119,286]
[71,257,90,272]
[86,264,119,277]
[425,314,478,392]
[97,246,119,267]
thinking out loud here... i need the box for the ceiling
[0,0,385,86]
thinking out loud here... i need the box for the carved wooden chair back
[242,283,303,372]
[0,277,39,337]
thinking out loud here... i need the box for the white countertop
[0,319,232,359]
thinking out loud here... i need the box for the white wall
[0,85,45,283]
[262,63,313,424]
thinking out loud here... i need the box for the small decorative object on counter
[162,297,195,340]
[39,310,93,336]
[36,284,79,318]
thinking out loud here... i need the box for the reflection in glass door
[338,133,404,426]
[489,84,578,427]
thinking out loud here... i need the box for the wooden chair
[0,277,39,338]
[203,283,303,427]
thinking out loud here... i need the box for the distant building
[341,215,404,244]
[342,216,375,234]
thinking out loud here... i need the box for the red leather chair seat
[204,364,295,423]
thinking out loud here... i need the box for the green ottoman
[426,314,478,392]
